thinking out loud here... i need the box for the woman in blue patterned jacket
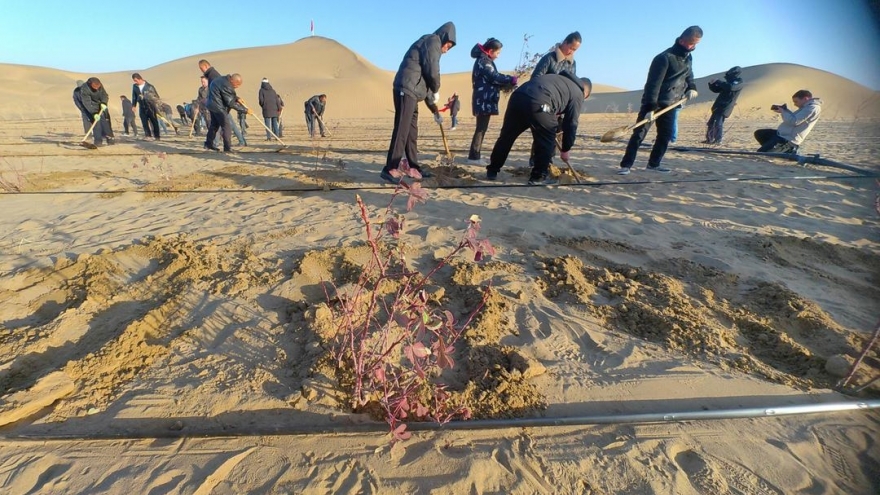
[467,38,517,165]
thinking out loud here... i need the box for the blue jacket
[470,43,516,116]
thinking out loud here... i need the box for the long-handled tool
[188,106,200,138]
[437,120,454,166]
[313,111,331,137]
[600,97,687,142]
[554,135,581,183]
[241,99,287,151]
[79,113,101,149]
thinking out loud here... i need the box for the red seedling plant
[325,158,494,442]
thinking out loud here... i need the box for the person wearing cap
[484,72,592,185]
[467,37,517,165]
[705,66,743,144]
[617,26,702,175]
[380,21,457,183]
[258,77,283,140]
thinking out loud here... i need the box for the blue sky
[2,0,879,90]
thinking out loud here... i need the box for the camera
[770,104,783,110]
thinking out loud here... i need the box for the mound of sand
[586,63,880,120]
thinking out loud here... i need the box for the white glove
[685,89,698,100]
[644,111,655,123]
[433,113,443,125]
[431,92,440,104]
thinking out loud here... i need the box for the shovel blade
[80,141,97,150]
[600,126,631,143]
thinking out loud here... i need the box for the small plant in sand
[502,33,543,95]
[0,158,26,193]
[325,158,495,442]
[132,152,174,187]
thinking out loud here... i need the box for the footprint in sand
[675,449,784,495]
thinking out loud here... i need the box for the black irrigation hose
[2,173,878,196]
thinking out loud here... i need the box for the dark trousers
[139,105,161,139]
[488,92,557,181]
[305,112,326,137]
[755,129,798,154]
[384,91,422,173]
[123,113,138,135]
[706,111,726,144]
[86,112,113,145]
[78,110,91,133]
[620,104,676,168]
[468,114,492,160]
[206,109,232,150]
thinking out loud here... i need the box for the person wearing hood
[466,37,517,165]
[532,31,580,78]
[381,21,456,183]
[484,72,591,185]
[705,66,743,144]
[618,26,702,175]
[259,78,283,140]
[79,78,114,147]
[754,90,822,154]
[304,94,328,138]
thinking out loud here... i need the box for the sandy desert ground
[1,37,879,495]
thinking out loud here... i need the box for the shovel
[554,135,581,183]
[437,119,454,166]
[600,97,687,142]
[79,114,101,149]
[241,99,287,151]
[188,106,200,138]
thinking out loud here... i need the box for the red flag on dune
[310,20,314,35]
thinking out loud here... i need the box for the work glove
[560,150,570,162]
[430,92,440,104]
[510,76,518,86]
[99,103,108,113]
[92,113,101,121]
[644,111,655,123]
[685,89,698,100]
[433,113,443,125]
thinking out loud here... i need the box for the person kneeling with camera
[754,89,822,154]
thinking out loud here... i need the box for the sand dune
[587,63,880,119]
[6,38,874,124]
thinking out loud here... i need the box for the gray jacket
[778,98,822,145]
[532,44,577,78]
[392,22,456,101]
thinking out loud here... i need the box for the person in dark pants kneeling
[485,72,591,185]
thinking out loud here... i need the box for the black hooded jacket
[515,72,586,152]
[641,40,696,110]
[207,75,247,114]
[392,22,456,102]
[79,82,109,114]
[708,68,743,117]
[203,66,222,84]
[259,81,282,118]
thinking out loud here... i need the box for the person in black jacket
[304,94,327,138]
[79,78,115,147]
[467,37,517,164]
[618,26,702,175]
[532,31,580,78]
[705,66,743,144]
[73,80,91,133]
[120,95,138,136]
[205,73,249,152]
[259,78,283,140]
[381,22,457,183]
[485,72,591,185]
[131,73,162,140]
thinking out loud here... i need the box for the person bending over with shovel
[616,25,702,175]
[380,21,457,184]
[484,72,591,185]
[204,73,249,153]
[304,94,327,138]
[79,78,114,148]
